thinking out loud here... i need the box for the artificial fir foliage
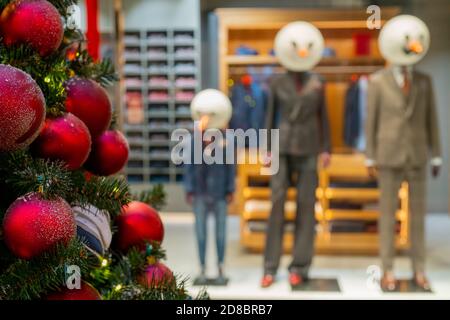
[0,240,93,300]
[0,0,197,300]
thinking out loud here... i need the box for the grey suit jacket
[265,72,331,156]
[365,68,441,168]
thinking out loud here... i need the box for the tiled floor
[161,212,450,299]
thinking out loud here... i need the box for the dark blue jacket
[344,81,361,148]
[183,137,236,199]
[229,83,267,132]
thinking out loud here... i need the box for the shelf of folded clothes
[236,151,410,254]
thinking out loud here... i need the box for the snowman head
[190,89,232,130]
[379,15,430,66]
[275,21,324,72]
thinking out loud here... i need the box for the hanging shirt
[229,82,267,133]
[343,81,360,148]
[355,76,368,151]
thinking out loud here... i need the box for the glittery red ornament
[114,201,164,252]
[139,262,174,287]
[2,192,76,260]
[31,113,92,170]
[45,281,101,300]
[65,78,112,137]
[84,130,129,176]
[0,64,45,152]
[0,0,64,56]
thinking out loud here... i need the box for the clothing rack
[228,65,382,75]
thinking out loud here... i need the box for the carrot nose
[408,40,423,54]
[198,115,210,131]
[297,48,309,58]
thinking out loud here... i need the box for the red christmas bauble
[65,78,112,137]
[84,130,129,176]
[45,281,101,300]
[0,64,45,152]
[0,0,64,56]
[2,192,76,259]
[31,113,92,170]
[139,262,174,287]
[114,201,164,252]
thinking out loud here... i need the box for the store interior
[77,0,450,299]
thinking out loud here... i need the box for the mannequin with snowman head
[184,89,234,284]
[262,21,331,288]
[366,15,441,291]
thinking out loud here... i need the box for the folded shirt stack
[174,47,195,59]
[148,33,167,45]
[235,45,258,55]
[124,64,142,74]
[175,77,197,88]
[124,49,141,60]
[149,76,169,88]
[125,77,143,88]
[148,48,167,59]
[148,64,168,74]
[124,35,140,44]
[174,63,196,74]
[174,33,194,44]
[175,90,195,101]
[148,91,169,102]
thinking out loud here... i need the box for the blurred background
[77,0,450,298]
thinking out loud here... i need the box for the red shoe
[380,273,397,292]
[289,272,304,286]
[261,274,275,288]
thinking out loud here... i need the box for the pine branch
[0,151,73,201]
[103,275,209,300]
[0,239,94,300]
[69,49,118,87]
[135,184,167,211]
[87,244,166,294]
[109,244,166,284]
[103,275,192,300]
[0,151,132,216]
[0,0,10,10]
[68,173,132,216]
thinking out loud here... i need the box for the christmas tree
[0,0,203,300]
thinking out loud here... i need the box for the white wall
[78,0,201,31]
[123,0,200,29]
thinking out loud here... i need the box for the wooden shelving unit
[238,151,410,254]
[120,29,200,184]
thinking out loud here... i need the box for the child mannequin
[184,89,234,284]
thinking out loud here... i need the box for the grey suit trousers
[264,155,318,276]
[378,166,426,273]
